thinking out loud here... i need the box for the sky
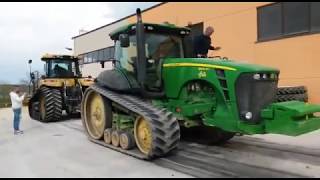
[0,2,159,84]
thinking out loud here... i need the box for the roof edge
[72,2,167,40]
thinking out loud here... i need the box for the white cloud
[0,2,158,83]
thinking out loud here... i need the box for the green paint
[109,21,320,137]
[113,113,134,131]
[262,101,320,136]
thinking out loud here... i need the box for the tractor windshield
[47,59,81,78]
[115,33,184,72]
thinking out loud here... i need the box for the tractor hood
[163,58,279,73]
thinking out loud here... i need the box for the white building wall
[73,19,129,78]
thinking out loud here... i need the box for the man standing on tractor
[9,86,26,135]
[193,26,221,58]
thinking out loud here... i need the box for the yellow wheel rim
[84,91,106,139]
[40,96,46,120]
[134,116,152,155]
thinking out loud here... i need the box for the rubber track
[84,84,180,160]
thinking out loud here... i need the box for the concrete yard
[0,107,191,178]
[1,107,320,178]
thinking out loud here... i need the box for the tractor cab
[41,54,81,79]
[107,18,191,94]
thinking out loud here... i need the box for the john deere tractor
[28,54,94,122]
[81,9,320,160]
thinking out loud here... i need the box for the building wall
[74,20,129,55]
[73,19,130,77]
[125,2,320,103]
[74,2,320,103]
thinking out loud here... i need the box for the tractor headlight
[262,73,267,79]
[245,112,252,120]
[253,74,260,80]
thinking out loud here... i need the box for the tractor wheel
[277,86,307,95]
[39,87,63,122]
[82,89,112,140]
[120,132,136,150]
[104,129,113,144]
[134,112,180,158]
[276,93,308,102]
[28,101,40,121]
[111,130,121,147]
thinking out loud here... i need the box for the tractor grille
[235,72,278,124]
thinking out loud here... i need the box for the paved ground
[0,107,191,178]
[1,107,320,178]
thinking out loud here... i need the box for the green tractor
[81,9,320,160]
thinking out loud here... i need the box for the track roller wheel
[111,130,120,147]
[104,129,113,144]
[120,132,136,150]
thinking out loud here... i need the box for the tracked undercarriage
[82,84,180,160]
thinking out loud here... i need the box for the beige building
[72,2,320,103]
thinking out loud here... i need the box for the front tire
[39,87,63,122]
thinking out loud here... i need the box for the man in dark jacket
[193,26,221,58]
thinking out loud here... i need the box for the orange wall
[128,2,320,103]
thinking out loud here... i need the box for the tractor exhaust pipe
[136,8,146,85]
[135,8,165,98]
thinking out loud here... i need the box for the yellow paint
[163,63,236,71]
[126,2,320,103]
[134,116,152,155]
[88,92,106,137]
[40,79,76,87]
[79,78,94,87]
[40,78,93,87]
[41,53,78,61]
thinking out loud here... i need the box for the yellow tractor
[28,54,94,122]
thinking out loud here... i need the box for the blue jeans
[13,108,22,131]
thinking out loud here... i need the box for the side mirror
[28,59,32,64]
[119,34,129,48]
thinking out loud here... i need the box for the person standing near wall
[193,26,221,58]
[9,86,26,135]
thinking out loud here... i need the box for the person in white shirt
[9,86,26,135]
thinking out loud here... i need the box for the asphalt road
[0,107,191,178]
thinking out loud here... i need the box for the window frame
[257,2,320,43]
[79,46,115,64]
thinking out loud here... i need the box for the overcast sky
[0,2,159,84]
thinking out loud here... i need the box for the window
[311,2,320,32]
[92,51,98,62]
[258,3,282,40]
[258,2,320,41]
[283,2,309,35]
[87,52,93,63]
[97,49,103,61]
[79,46,115,64]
